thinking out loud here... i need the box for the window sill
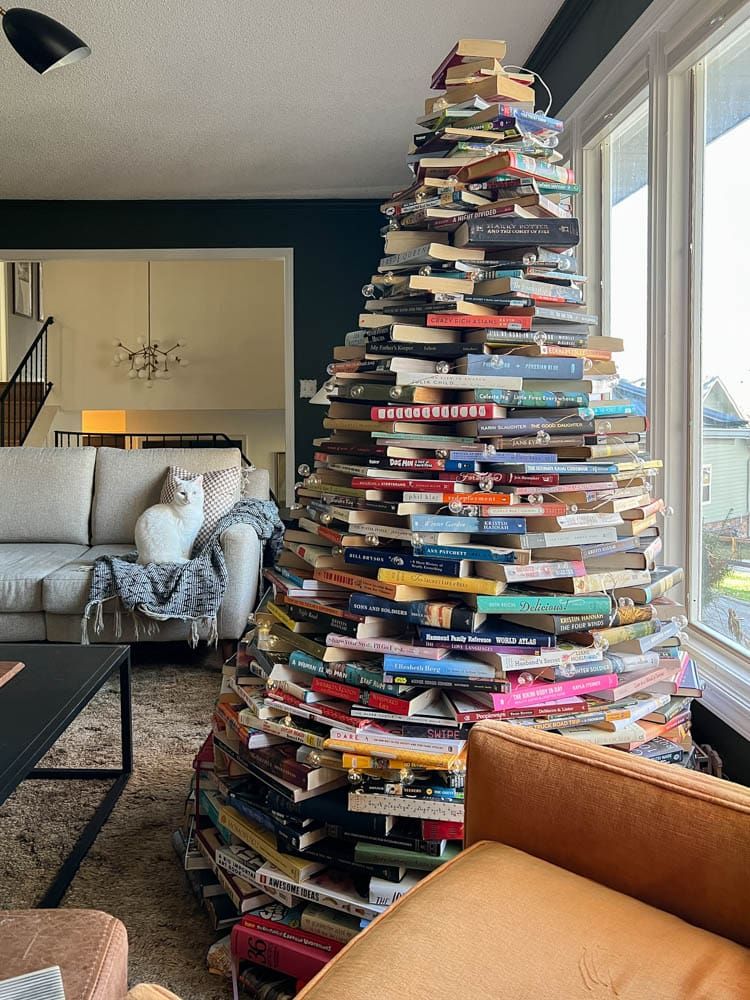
[684,626,750,741]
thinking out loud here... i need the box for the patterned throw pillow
[161,464,241,552]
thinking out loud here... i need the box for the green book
[354,840,461,872]
[476,591,612,614]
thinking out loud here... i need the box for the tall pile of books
[175,36,706,994]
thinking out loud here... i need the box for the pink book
[485,672,620,711]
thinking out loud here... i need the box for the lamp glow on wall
[1,6,90,74]
[112,263,190,389]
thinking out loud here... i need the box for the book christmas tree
[174,36,705,993]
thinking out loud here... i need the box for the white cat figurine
[134,475,205,565]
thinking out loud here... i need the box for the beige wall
[40,258,286,478]
[43,259,285,411]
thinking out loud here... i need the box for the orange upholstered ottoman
[0,910,127,999]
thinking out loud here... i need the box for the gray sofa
[0,446,269,643]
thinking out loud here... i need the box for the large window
[693,21,750,653]
[562,0,750,734]
[605,103,649,393]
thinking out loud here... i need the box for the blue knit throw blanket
[82,498,284,646]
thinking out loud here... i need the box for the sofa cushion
[297,841,750,1000]
[0,611,46,640]
[0,543,88,612]
[42,544,135,615]
[0,909,128,1000]
[0,447,96,544]
[161,464,241,551]
[91,447,241,545]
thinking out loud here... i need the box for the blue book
[461,355,584,380]
[414,544,523,564]
[348,594,479,632]
[443,460,479,472]
[344,547,464,576]
[410,515,526,534]
[383,653,498,678]
[448,450,556,463]
[485,462,619,474]
[416,623,554,649]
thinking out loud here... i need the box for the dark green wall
[527,0,655,112]
[0,199,382,470]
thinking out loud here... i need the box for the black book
[454,217,580,250]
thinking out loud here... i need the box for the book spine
[422,820,464,840]
[465,355,584,379]
[475,594,611,613]
[377,568,500,596]
[426,313,532,329]
[370,403,499,421]
[241,915,343,957]
[489,674,620,710]
[343,548,463,576]
[231,924,330,982]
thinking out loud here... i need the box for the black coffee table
[0,643,132,907]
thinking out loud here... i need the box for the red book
[231,923,331,984]
[422,819,464,841]
[426,312,532,329]
[369,403,505,423]
[439,471,559,486]
[240,914,344,958]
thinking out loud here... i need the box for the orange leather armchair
[297,721,750,1000]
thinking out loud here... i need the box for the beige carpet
[0,645,232,1000]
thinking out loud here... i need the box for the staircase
[0,317,54,446]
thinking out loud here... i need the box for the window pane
[607,103,649,413]
[696,22,750,652]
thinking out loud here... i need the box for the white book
[0,968,65,1000]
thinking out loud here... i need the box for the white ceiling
[0,0,563,200]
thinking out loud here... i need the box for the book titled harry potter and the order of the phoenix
[175,37,703,996]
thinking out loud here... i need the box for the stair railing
[0,316,54,447]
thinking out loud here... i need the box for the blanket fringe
[207,616,219,647]
[114,607,122,639]
[190,619,200,648]
[81,613,90,645]
[94,600,105,636]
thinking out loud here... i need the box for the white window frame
[702,464,713,505]
[558,0,750,739]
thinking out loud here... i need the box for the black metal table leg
[31,654,133,908]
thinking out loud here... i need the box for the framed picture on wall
[35,263,44,321]
[12,262,33,318]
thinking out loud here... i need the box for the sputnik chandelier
[112,262,190,388]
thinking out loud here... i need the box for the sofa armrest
[241,466,270,501]
[218,523,262,640]
[465,721,750,947]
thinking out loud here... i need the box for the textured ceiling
[0,0,563,200]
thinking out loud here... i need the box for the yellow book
[326,738,466,771]
[218,806,324,883]
[377,567,505,596]
[342,753,457,773]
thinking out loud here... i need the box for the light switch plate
[299,379,318,399]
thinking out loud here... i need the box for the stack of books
[174,36,706,993]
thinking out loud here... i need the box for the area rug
[0,646,231,1000]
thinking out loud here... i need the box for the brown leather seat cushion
[297,841,750,1000]
[0,910,127,1000]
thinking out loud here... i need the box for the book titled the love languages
[0,661,25,689]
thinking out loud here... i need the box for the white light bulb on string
[536,430,551,445]
[361,284,377,298]
[580,407,595,421]
[412,534,424,547]
[533,332,547,346]
[570,504,579,513]
[350,384,364,398]
[365,534,379,547]
[436,361,450,374]
[389,386,403,399]
[618,597,635,609]
[448,500,464,514]
[297,464,311,477]
[489,355,503,369]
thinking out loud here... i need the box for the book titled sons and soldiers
[175,37,705,995]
